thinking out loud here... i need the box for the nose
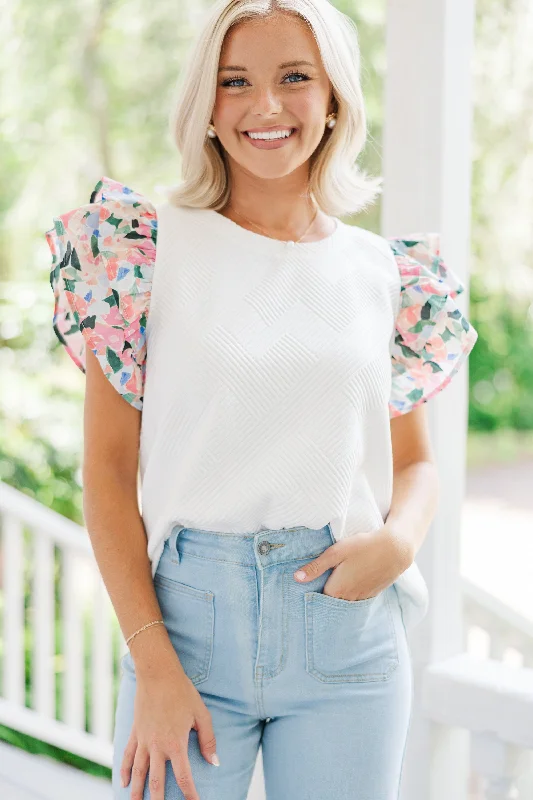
[250,87,282,116]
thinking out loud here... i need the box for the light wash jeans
[112,523,413,799]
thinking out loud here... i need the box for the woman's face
[212,12,335,182]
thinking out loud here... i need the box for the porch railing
[0,480,122,767]
[1,479,532,799]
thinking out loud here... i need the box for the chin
[244,162,303,180]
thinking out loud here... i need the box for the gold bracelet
[126,619,165,648]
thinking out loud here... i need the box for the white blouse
[46,176,478,630]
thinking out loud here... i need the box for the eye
[221,75,247,88]
[220,70,311,88]
[282,70,311,84]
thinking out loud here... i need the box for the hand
[120,649,219,800]
[293,526,414,601]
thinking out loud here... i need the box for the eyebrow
[218,60,316,73]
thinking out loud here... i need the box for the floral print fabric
[387,234,478,418]
[45,176,156,410]
[45,177,477,416]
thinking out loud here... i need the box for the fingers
[120,724,212,799]
[120,730,137,788]
[130,745,149,800]
[169,740,201,800]
[148,750,166,800]
[195,708,220,767]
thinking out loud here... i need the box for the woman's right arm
[83,347,219,800]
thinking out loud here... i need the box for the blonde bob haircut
[165,0,382,218]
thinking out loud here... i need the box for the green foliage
[468,271,533,430]
[0,724,112,780]
[1,0,533,780]
[0,282,84,523]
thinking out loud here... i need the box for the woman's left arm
[292,404,440,600]
[384,403,440,566]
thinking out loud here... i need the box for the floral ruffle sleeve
[387,233,478,418]
[45,175,157,410]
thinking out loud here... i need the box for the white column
[382,2,476,799]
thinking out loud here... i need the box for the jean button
[258,541,271,555]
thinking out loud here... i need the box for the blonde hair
[164,0,382,218]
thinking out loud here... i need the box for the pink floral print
[387,233,478,417]
[45,176,156,410]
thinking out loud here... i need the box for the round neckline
[203,207,346,250]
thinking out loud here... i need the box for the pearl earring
[207,123,217,138]
[325,113,337,129]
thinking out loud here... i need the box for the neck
[222,165,319,238]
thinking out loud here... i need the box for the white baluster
[62,548,85,729]
[471,732,521,800]
[91,573,113,740]
[3,514,25,705]
[523,648,533,669]
[514,748,533,799]
[490,626,510,661]
[32,531,55,717]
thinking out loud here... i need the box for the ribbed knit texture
[141,203,429,631]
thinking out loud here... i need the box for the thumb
[195,710,220,767]
[293,546,339,583]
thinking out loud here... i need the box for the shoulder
[347,224,396,259]
[343,223,401,286]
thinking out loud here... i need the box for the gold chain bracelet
[126,619,165,648]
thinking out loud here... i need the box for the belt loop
[168,525,186,565]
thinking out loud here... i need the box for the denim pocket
[153,574,214,686]
[304,587,399,683]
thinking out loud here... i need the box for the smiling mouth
[243,128,297,139]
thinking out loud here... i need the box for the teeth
[247,129,294,140]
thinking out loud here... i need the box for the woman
[45,1,478,798]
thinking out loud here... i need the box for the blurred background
[0,0,532,798]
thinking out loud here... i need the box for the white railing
[463,578,533,667]
[459,581,533,799]
[2,478,533,799]
[0,480,124,768]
